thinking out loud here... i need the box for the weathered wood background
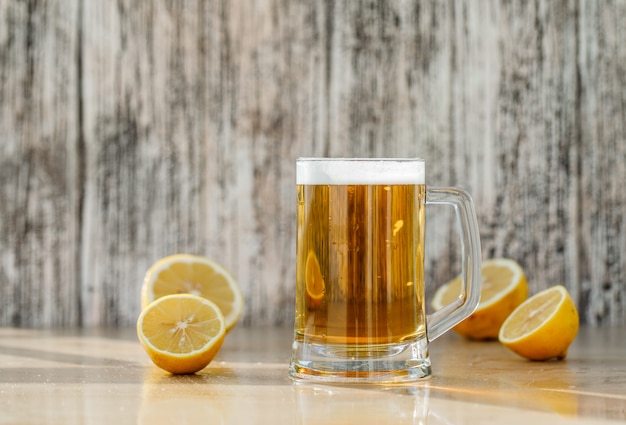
[1,1,625,328]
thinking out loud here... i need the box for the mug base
[289,338,432,384]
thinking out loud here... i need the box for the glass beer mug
[290,158,482,383]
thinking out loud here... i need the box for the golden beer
[290,158,482,382]
[295,183,427,352]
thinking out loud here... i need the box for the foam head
[296,158,425,185]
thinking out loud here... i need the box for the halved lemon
[432,258,528,340]
[305,250,325,308]
[137,294,226,374]
[141,254,243,332]
[499,285,579,361]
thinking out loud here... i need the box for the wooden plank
[0,0,625,327]
[0,0,81,326]
[80,1,211,325]
[577,1,626,325]
[79,1,324,326]
[472,0,582,302]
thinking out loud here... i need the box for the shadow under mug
[289,158,481,383]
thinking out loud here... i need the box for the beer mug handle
[425,187,482,341]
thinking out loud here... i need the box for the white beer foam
[297,158,425,185]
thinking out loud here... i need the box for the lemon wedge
[141,254,243,332]
[499,285,579,361]
[137,294,226,374]
[432,258,528,340]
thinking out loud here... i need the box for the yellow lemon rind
[431,258,528,340]
[141,254,244,332]
[452,280,528,340]
[498,285,579,361]
[472,258,526,309]
[137,294,226,374]
[432,258,526,310]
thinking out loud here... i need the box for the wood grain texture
[1,0,624,327]
[0,0,81,326]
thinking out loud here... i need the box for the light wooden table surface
[0,326,624,424]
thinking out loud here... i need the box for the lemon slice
[137,294,226,374]
[499,285,579,361]
[305,250,325,308]
[432,258,528,340]
[141,254,243,332]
